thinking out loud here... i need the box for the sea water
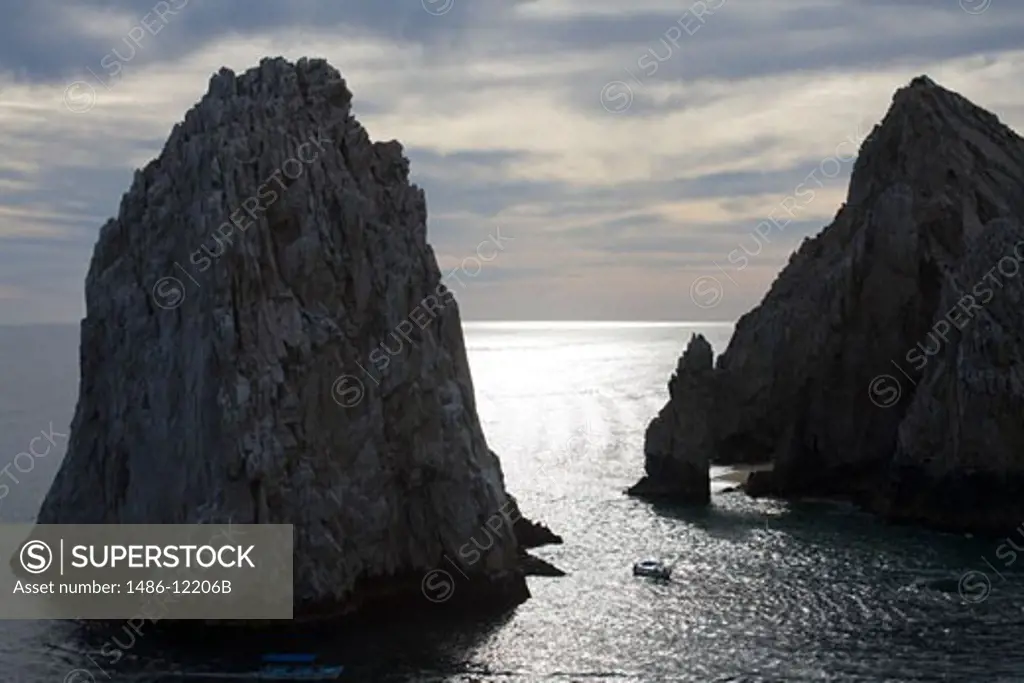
[2,321,1023,682]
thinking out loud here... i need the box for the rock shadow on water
[55,600,520,680]
[642,497,785,544]
[642,485,880,546]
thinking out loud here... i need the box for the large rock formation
[628,333,714,503]
[638,76,1024,533]
[38,57,554,616]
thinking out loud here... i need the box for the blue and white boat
[179,653,344,680]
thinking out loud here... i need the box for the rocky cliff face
[628,334,714,503]
[640,76,1024,533]
[38,57,547,615]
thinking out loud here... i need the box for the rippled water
[3,322,1024,682]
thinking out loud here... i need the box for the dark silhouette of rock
[37,57,557,618]
[743,470,774,498]
[518,554,567,577]
[506,492,563,548]
[638,76,1024,534]
[627,333,714,504]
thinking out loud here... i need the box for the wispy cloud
[1,0,1022,323]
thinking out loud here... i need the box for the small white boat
[632,559,672,579]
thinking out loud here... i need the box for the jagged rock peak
[39,57,545,618]
[677,333,713,372]
[176,57,354,135]
[849,75,1023,206]
[907,74,937,88]
[888,74,1001,125]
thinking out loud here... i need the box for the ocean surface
[3,321,1024,682]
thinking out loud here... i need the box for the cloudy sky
[1,0,1022,324]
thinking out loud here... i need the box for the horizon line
[0,319,737,328]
